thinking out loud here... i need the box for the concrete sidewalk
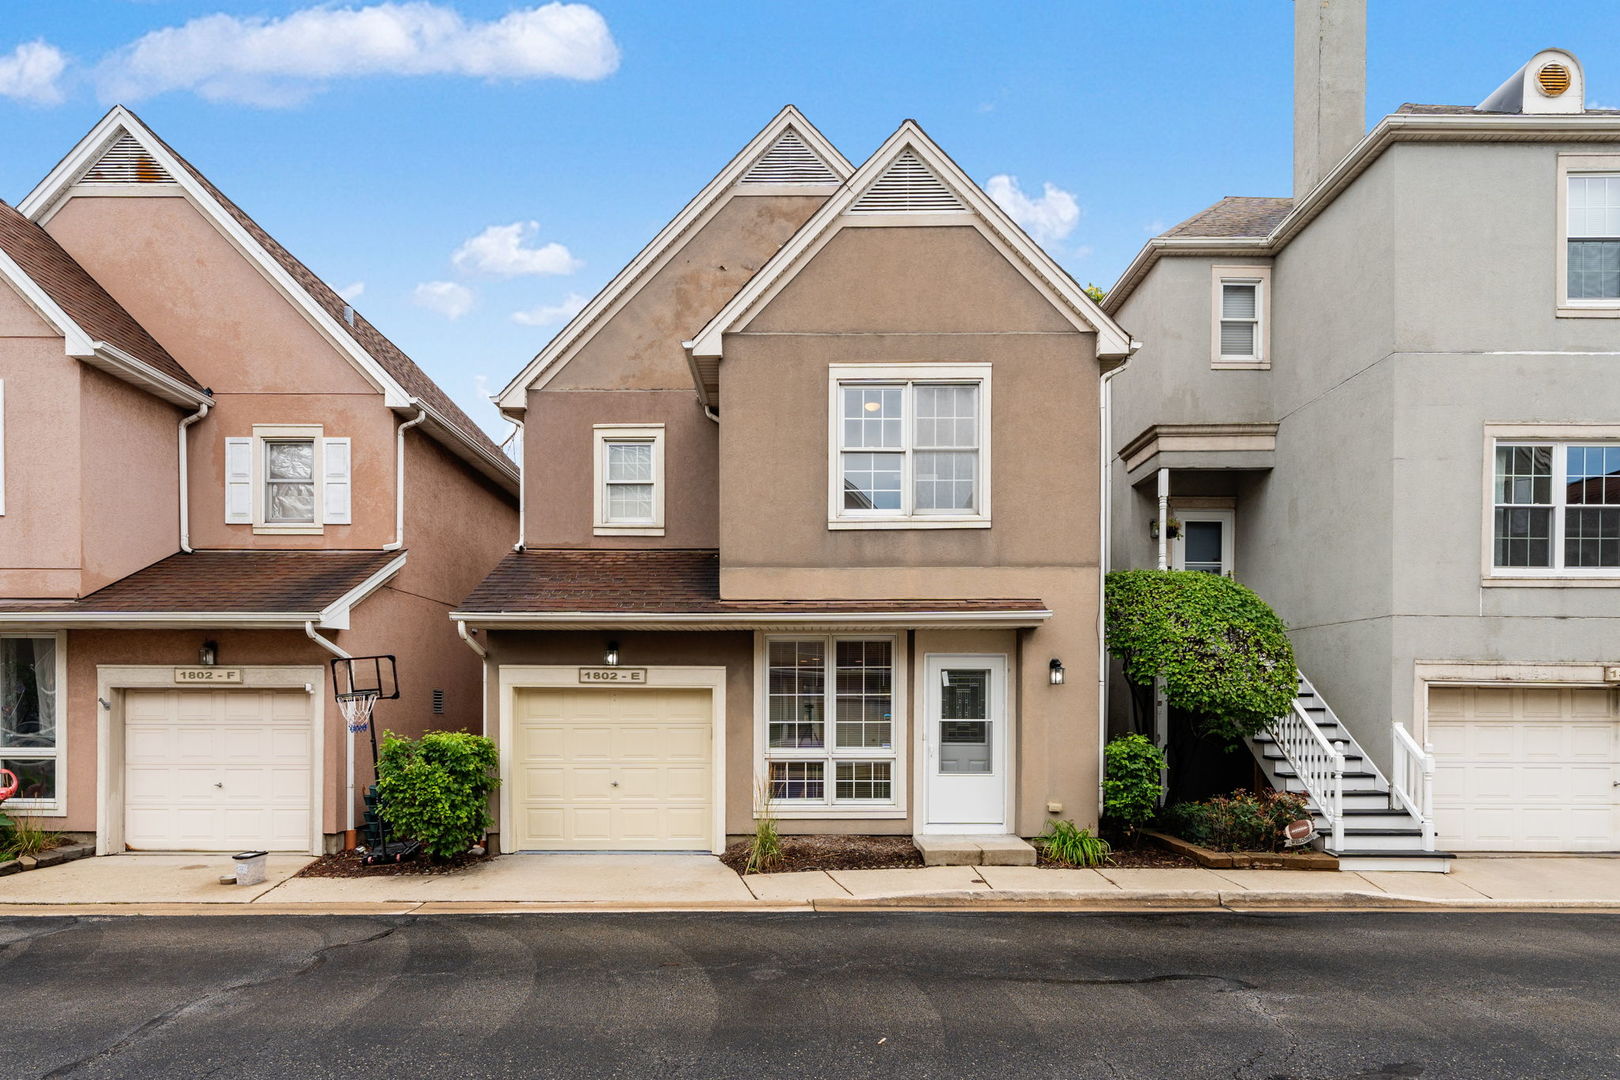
[2,852,1619,915]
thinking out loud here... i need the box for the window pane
[1566,445,1620,506]
[1182,520,1224,574]
[842,452,903,510]
[939,668,991,775]
[767,640,825,748]
[769,761,824,800]
[1,638,56,749]
[1493,507,1553,568]
[1219,320,1256,356]
[606,483,653,521]
[913,451,976,511]
[267,483,315,523]
[915,385,978,449]
[835,761,892,801]
[1495,445,1552,505]
[834,640,892,749]
[606,442,652,483]
[1566,508,1620,568]
[1221,282,1257,319]
[842,386,902,448]
[0,757,55,801]
[265,440,313,481]
[1568,240,1620,300]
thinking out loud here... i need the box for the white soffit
[493,105,853,410]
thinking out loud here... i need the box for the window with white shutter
[322,437,351,524]
[1210,265,1272,368]
[224,437,253,523]
[232,425,341,534]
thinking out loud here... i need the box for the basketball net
[338,691,380,734]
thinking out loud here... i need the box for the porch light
[1049,658,1065,686]
[199,640,218,667]
[604,641,620,667]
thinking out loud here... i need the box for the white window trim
[753,631,908,819]
[826,363,991,530]
[593,423,665,537]
[1,630,68,817]
[1482,423,1620,585]
[1210,265,1271,369]
[1556,154,1620,318]
[251,424,324,535]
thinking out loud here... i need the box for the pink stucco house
[0,107,517,855]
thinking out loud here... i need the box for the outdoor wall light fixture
[1049,658,1065,685]
[604,641,620,667]
[199,640,218,666]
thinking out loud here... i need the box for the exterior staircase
[1249,672,1452,873]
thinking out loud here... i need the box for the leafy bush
[1161,789,1310,852]
[1102,734,1165,836]
[1105,569,1297,743]
[1036,820,1112,867]
[376,731,499,860]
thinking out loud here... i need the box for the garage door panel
[512,687,713,852]
[1430,686,1618,852]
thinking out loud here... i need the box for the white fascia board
[0,611,324,629]
[20,107,411,408]
[402,400,520,493]
[316,551,407,629]
[493,105,854,411]
[687,120,1136,362]
[89,342,212,408]
[449,609,1052,629]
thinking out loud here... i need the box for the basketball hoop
[338,690,380,734]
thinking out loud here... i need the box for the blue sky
[1,1,1616,434]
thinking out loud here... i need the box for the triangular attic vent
[849,149,965,212]
[81,132,174,185]
[740,128,840,184]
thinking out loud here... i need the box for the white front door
[922,655,1008,834]
[1172,509,1235,576]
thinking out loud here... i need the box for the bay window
[764,636,900,810]
[1493,441,1620,573]
[0,635,62,813]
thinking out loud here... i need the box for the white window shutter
[322,437,351,524]
[224,437,252,523]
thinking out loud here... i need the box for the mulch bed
[722,834,924,875]
[1038,845,1198,869]
[296,849,488,878]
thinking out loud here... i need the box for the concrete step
[914,834,1036,867]
[1332,851,1455,874]
[1273,767,1386,793]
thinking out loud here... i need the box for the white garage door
[124,689,314,852]
[512,687,713,852]
[1429,685,1619,852]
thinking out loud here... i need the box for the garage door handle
[610,781,619,787]
[214,782,223,788]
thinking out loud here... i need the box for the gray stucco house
[1105,0,1619,867]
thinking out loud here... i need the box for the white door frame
[918,653,1010,835]
[1171,507,1235,576]
[95,665,327,856]
[496,665,728,855]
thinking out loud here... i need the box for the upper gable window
[1210,265,1271,368]
[594,424,665,536]
[828,364,990,530]
[1558,156,1620,317]
[225,426,350,535]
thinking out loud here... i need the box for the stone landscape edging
[1142,829,1338,870]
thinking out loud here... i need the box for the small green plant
[1,815,63,860]
[1162,789,1310,852]
[744,779,784,874]
[376,730,500,860]
[1036,820,1112,867]
[1102,734,1166,839]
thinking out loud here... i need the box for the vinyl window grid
[1210,265,1271,368]
[827,364,991,529]
[0,632,66,816]
[762,634,900,810]
[593,424,665,536]
[239,424,344,536]
[1557,155,1620,316]
[1491,439,1620,576]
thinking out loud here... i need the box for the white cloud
[0,41,69,105]
[512,291,587,327]
[412,280,473,319]
[97,2,620,105]
[985,174,1081,245]
[337,281,366,301]
[453,221,580,277]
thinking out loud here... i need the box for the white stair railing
[1390,721,1436,851]
[1268,690,1346,851]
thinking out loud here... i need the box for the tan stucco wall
[79,366,182,593]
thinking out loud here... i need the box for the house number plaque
[578,667,647,684]
[174,667,244,684]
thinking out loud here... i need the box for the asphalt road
[2,912,1618,1079]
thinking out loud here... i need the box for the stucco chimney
[1294,0,1366,196]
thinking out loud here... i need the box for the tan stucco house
[455,108,1135,854]
[0,107,517,855]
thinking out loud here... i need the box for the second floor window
[830,365,990,527]
[225,426,350,534]
[264,439,315,523]
[1567,173,1620,302]
[1210,265,1271,368]
[593,424,664,535]
[1494,441,1620,572]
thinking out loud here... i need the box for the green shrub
[1162,789,1310,852]
[1036,820,1112,867]
[376,730,499,860]
[1102,734,1165,836]
[1105,569,1297,743]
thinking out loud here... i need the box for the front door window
[1172,510,1235,576]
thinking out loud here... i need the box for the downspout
[383,408,428,552]
[704,406,719,424]
[177,400,210,553]
[304,622,357,833]
[456,619,494,851]
[510,416,526,552]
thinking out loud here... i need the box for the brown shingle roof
[459,549,1048,616]
[1161,196,1294,239]
[132,113,503,462]
[0,550,398,615]
[0,201,199,391]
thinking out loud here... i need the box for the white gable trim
[685,121,1137,366]
[492,106,853,411]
